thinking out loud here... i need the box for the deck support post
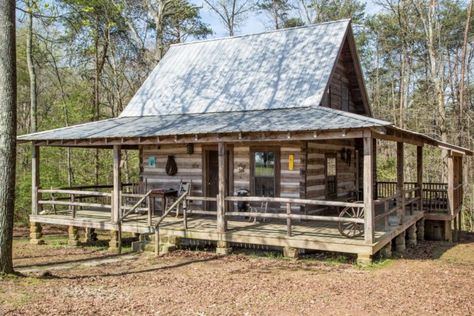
[29,222,44,245]
[363,131,375,244]
[380,241,392,258]
[83,228,98,244]
[109,230,119,252]
[458,212,462,241]
[397,142,405,223]
[357,253,372,265]
[216,240,232,255]
[444,220,453,242]
[416,146,423,211]
[406,224,417,247]
[394,231,406,253]
[283,246,299,259]
[68,225,80,247]
[416,219,425,241]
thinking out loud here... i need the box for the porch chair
[248,201,269,223]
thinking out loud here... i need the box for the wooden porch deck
[30,209,424,256]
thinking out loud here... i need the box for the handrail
[59,183,136,190]
[154,192,189,229]
[118,190,153,223]
[225,196,362,208]
[154,191,189,255]
[39,189,112,197]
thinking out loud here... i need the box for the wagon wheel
[338,206,364,238]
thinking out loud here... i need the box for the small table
[149,188,178,215]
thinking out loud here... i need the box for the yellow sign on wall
[288,154,294,171]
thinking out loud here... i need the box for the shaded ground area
[1,226,474,315]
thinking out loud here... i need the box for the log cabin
[18,19,472,264]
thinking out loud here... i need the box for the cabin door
[204,148,232,211]
[205,150,219,211]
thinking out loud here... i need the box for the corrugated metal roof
[120,19,351,117]
[18,107,391,141]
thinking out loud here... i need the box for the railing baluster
[183,199,188,229]
[147,195,152,226]
[70,194,75,218]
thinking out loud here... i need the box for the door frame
[202,144,234,211]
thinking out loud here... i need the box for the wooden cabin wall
[320,41,365,115]
[140,140,355,214]
[233,143,304,197]
[233,143,304,212]
[141,144,204,209]
[305,139,357,212]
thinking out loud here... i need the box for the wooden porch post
[372,139,377,199]
[217,142,226,233]
[416,146,423,211]
[397,142,405,223]
[32,144,40,216]
[30,144,44,245]
[216,142,231,254]
[363,131,375,244]
[112,145,122,223]
[111,145,122,252]
[447,151,454,217]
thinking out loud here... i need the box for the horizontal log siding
[305,140,357,213]
[141,144,204,209]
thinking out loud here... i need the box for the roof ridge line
[169,19,351,48]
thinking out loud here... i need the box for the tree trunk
[26,0,37,133]
[0,0,17,274]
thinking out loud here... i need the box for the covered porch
[22,121,471,263]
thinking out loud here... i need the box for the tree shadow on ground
[38,255,221,280]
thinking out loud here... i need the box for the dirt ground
[1,226,474,316]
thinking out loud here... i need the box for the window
[326,155,337,198]
[252,150,279,197]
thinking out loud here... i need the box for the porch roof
[19,107,389,142]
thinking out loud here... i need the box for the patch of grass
[235,248,288,260]
[357,258,394,270]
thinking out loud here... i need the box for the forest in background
[14,0,474,230]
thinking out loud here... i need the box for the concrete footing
[395,231,406,253]
[157,235,180,255]
[109,230,119,252]
[406,224,417,248]
[68,226,80,246]
[282,246,299,259]
[216,240,232,255]
[29,222,45,245]
[357,253,372,265]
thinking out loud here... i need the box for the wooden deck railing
[376,181,449,213]
[224,196,365,238]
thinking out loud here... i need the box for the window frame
[249,147,280,197]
